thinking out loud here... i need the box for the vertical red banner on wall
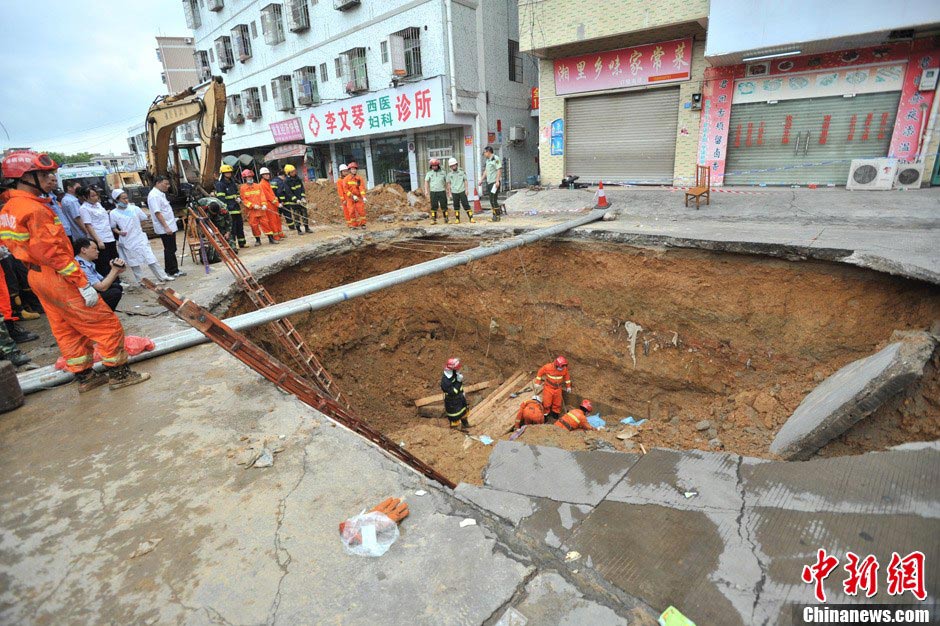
[745,122,753,147]
[733,124,742,148]
[862,113,873,140]
[847,114,857,142]
[782,115,793,145]
[877,112,889,140]
[757,121,765,146]
[819,115,831,145]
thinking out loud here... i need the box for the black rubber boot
[75,368,108,393]
[7,350,31,367]
[5,320,38,344]
[255,237,262,246]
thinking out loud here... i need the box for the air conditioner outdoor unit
[846,158,897,190]
[297,95,313,105]
[239,54,250,62]
[509,126,526,142]
[893,162,926,189]
[334,0,360,10]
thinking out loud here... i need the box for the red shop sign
[553,37,692,96]
[531,87,539,110]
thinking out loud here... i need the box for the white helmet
[259,167,271,175]
[339,163,349,172]
[448,157,458,167]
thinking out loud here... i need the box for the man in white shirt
[146,176,185,278]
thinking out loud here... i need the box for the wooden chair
[184,214,202,263]
[684,165,711,209]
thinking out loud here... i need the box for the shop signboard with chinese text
[304,76,445,143]
[270,118,305,143]
[554,38,692,96]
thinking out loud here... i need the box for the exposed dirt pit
[232,237,940,485]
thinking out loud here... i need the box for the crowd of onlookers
[0,175,184,371]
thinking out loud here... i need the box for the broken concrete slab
[455,483,537,525]
[744,445,940,518]
[770,331,937,460]
[606,448,768,513]
[502,571,633,625]
[484,442,640,506]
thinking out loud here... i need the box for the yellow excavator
[143,76,226,204]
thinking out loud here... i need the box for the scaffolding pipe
[19,209,607,395]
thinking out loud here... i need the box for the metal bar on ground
[18,209,607,394]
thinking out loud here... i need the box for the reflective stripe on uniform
[57,261,79,276]
[66,355,92,366]
[446,406,468,418]
[0,230,29,241]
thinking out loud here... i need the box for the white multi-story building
[184,0,538,190]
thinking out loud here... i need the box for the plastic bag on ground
[339,511,400,557]
[54,335,156,370]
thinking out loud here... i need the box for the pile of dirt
[302,180,427,225]
[235,239,940,485]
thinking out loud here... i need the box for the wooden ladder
[188,205,350,408]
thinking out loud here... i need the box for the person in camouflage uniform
[0,319,31,367]
[196,197,236,263]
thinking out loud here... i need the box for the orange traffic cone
[472,192,483,214]
[594,181,609,209]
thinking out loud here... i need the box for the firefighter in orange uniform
[0,150,149,392]
[335,163,353,227]
[514,395,545,430]
[343,161,367,229]
[258,167,285,240]
[534,355,572,421]
[239,169,278,246]
[555,399,595,432]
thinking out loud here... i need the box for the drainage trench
[233,237,940,485]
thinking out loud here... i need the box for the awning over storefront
[264,144,307,161]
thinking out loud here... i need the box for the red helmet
[347,161,359,169]
[429,158,440,167]
[579,399,593,413]
[241,169,254,178]
[445,357,462,371]
[554,356,568,368]
[2,150,57,179]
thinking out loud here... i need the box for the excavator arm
[145,76,226,198]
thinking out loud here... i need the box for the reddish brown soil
[234,239,940,485]
[303,181,428,226]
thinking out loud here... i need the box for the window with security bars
[286,0,310,32]
[215,36,234,70]
[509,39,522,82]
[195,50,211,81]
[183,0,201,29]
[293,66,320,106]
[242,88,262,119]
[341,48,368,92]
[380,40,388,63]
[401,27,422,78]
[320,62,328,82]
[226,94,244,123]
[232,24,251,61]
[261,4,286,45]
[271,75,294,111]
[334,57,343,78]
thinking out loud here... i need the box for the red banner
[531,87,539,110]
[553,37,692,96]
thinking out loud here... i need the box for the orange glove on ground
[339,497,409,536]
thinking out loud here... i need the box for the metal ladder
[187,205,350,408]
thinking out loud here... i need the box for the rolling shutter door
[566,87,679,184]
[724,91,901,185]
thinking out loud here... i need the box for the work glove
[565,386,572,393]
[456,372,463,382]
[79,284,99,307]
[338,497,409,536]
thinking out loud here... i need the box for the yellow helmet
[220,164,234,174]
[284,164,296,174]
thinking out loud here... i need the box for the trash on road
[129,537,163,559]
[509,425,527,441]
[478,435,494,445]
[683,490,698,499]
[339,497,409,557]
[659,605,696,626]
[620,416,647,426]
[564,550,581,562]
[459,518,477,528]
[586,413,606,429]
[495,606,529,626]
[414,490,428,497]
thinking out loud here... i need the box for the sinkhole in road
[232,237,940,485]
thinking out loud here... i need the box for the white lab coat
[79,201,115,243]
[109,204,157,266]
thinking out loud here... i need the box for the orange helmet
[445,357,462,370]
[554,356,568,368]
[2,150,57,179]
[241,169,254,179]
[347,161,359,169]
[429,158,440,167]
[579,399,593,413]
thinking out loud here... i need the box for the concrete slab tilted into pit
[463,441,940,625]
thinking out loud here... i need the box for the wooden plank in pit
[413,379,499,408]
[470,371,530,434]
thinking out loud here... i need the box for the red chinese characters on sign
[802,549,840,602]
[325,111,337,134]
[415,89,432,119]
[843,552,879,598]
[269,117,305,143]
[396,93,412,122]
[351,104,365,129]
[554,37,692,96]
[531,87,539,110]
[887,551,926,600]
